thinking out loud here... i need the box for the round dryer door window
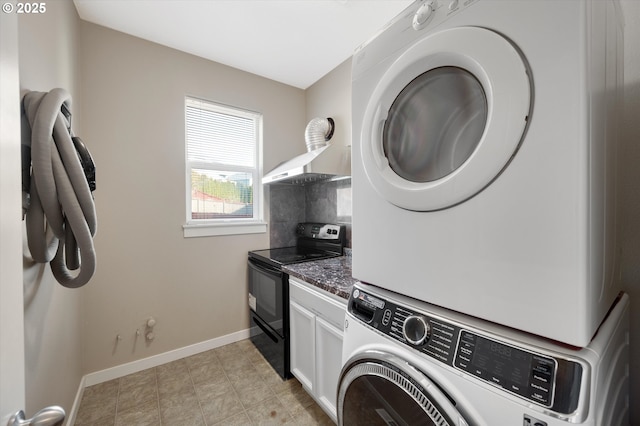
[360,26,531,211]
[383,66,488,183]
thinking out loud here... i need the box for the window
[184,97,265,237]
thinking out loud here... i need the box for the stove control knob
[403,315,430,346]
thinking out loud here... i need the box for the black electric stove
[247,223,345,379]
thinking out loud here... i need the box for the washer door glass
[383,66,487,183]
[338,359,467,426]
[359,26,531,211]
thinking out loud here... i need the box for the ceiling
[73,0,413,89]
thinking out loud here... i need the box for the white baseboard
[67,328,250,424]
[66,375,85,426]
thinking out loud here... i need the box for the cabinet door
[315,316,344,422]
[289,300,315,391]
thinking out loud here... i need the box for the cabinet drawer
[289,277,347,330]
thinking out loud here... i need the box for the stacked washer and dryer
[341,0,630,425]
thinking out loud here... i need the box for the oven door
[248,258,285,335]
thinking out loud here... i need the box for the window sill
[183,221,267,238]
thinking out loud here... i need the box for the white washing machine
[351,0,624,346]
[338,283,630,426]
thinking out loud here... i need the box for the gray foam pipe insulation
[22,88,97,288]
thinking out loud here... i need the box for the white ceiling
[73,0,413,89]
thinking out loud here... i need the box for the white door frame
[0,9,26,424]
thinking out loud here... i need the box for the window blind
[186,98,256,168]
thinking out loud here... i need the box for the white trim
[1,10,25,421]
[184,96,264,227]
[183,221,267,238]
[82,328,250,387]
[66,375,86,426]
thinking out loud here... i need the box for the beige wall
[305,58,352,177]
[306,58,351,130]
[619,1,640,423]
[78,21,305,373]
[18,0,83,417]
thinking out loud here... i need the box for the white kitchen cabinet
[289,277,347,423]
[315,316,345,415]
[289,299,315,391]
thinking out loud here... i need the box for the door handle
[253,315,279,343]
[7,406,65,426]
[248,258,283,278]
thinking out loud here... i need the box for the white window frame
[183,96,266,237]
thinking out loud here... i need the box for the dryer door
[338,352,472,426]
[360,26,531,211]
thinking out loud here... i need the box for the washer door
[338,352,470,426]
[360,26,531,211]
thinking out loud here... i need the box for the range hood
[263,117,351,185]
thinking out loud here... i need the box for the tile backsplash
[269,178,352,248]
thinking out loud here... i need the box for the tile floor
[74,339,335,425]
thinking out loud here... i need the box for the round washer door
[338,352,471,426]
[360,26,531,211]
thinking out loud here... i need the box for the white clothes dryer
[351,0,624,346]
[338,283,630,426]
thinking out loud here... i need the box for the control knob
[402,315,430,345]
[413,1,436,31]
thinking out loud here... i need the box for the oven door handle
[248,258,284,278]
[252,313,280,343]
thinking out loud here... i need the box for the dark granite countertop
[283,252,356,300]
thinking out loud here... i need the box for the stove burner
[306,253,326,259]
[278,254,306,263]
[249,246,341,267]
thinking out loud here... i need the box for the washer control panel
[348,285,583,414]
[454,330,556,407]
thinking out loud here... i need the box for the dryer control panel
[348,285,583,415]
[411,0,479,32]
